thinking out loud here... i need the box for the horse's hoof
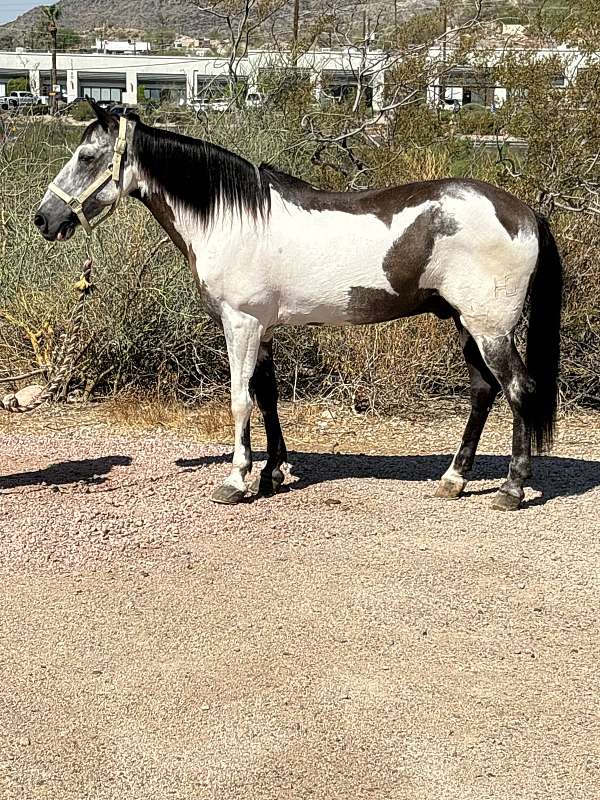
[491,490,522,511]
[251,469,284,497]
[211,483,246,505]
[435,478,466,500]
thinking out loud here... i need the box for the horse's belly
[266,201,432,325]
[271,248,394,325]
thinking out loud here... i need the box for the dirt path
[0,404,598,799]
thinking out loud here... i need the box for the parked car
[180,91,264,115]
[440,97,461,112]
[188,97,230,113]
[0,90,42,111]
[107,103,133,116]
[245,91,264,109]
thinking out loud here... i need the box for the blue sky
[0,1,40,25]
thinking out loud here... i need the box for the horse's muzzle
[33,208,77,241]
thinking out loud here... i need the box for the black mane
[133,122,271,225]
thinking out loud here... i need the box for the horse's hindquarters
[419,196,539,338]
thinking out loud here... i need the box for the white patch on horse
[176,190,435,330]
[220,307,263,492]
[420,189,538,337]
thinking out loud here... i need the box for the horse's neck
[137,179,266,261]
[138,186,196,257]
[132,125,269,260]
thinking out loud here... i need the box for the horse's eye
[79,150,95,163]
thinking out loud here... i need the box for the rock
[15,384,44,408]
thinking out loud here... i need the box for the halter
[48,116,128,236]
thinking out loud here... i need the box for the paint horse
[36,100,562,510]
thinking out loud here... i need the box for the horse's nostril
[34,212,47,229]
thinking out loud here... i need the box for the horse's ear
[86,96,117,131]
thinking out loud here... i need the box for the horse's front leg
[212,310,263,505]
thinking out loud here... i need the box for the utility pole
[440,0,448,106]
[292,0,300,64]
[50,21,58,112]
[292,0,300,45]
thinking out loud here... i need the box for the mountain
[1,1,441,44]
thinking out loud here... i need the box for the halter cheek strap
[48,116,128,237]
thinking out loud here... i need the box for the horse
[35,99,562,510]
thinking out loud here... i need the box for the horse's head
[35,99,134,240]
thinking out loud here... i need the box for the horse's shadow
[176,451,600,508]
[0,455,132,490]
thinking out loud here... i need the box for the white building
[0,34,592,113]
[173,36,202,50]
[94,39,151,55]
[0,48,387,109]
[427,39,592,109]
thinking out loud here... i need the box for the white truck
[180,90,264,115]
[0,91,42,111]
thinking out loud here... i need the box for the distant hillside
[1,0,441,45]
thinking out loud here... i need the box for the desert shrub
[68,101,96,122]
[458,104,498,135]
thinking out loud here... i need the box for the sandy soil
[0,402,598,799]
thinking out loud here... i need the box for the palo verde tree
[190,0,290,101]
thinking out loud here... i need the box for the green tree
[7,77,29,93]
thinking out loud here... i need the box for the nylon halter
[48,116,128,236]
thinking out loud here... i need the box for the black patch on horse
[260,168,534,241]
[348,205,459,323]
[259,164,440,227]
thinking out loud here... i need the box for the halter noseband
[48,116,128,236]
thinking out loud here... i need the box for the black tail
[526,214,563,453]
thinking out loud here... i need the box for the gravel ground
[0,403,598,799]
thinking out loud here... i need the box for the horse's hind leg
[436,322,500,499]
[474,332,534,511]
[249,339,288,496]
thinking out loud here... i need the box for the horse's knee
[231,390,252,421]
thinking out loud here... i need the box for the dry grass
[104,392,234,439]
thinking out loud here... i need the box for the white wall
[0,48,390,106]
[426,43,590,108]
